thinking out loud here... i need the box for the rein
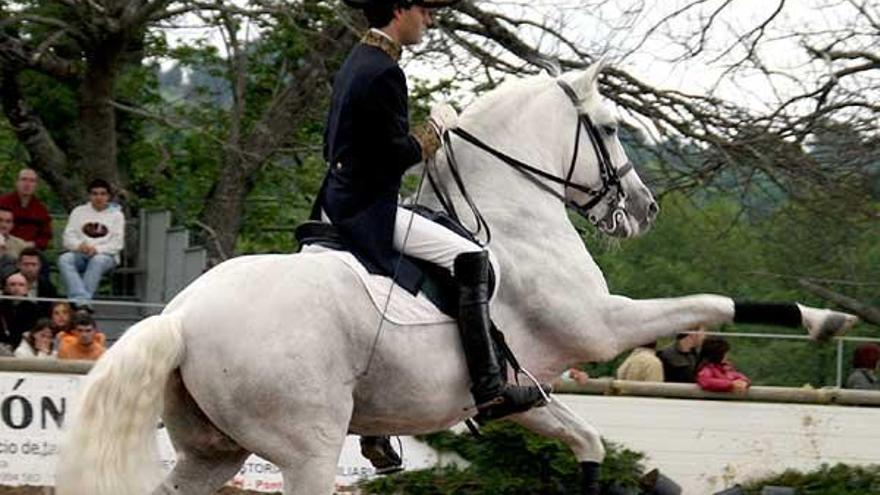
[428,79,634,237]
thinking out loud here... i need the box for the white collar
[369,28,395,43]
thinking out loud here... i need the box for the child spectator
[696,336,750,393]
[616,341,664,382]
[0,169,52,250]
[58,312,105,360]
[0,272,40,352]
[58,178,125,307]
[14,318,56,358]
[51,302,73,335]
[845,343,880,390]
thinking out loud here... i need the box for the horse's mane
[463,73,554,120]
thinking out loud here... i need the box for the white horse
[57,63,857,495]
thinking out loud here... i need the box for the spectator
[14,318,56,358]
[845,343,880,390]
[616,341,664,382]
[17,248,57,314]
[0,207,33,258]
[58,312,105,361]
[0,236,16,282]
[0,272,40,352]
[50,301,73,335]
[0,169,52,250]
[696,336,750,394]
[59,179,124,307]
[657,326,706,383]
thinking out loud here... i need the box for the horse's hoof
[802,306,859,341]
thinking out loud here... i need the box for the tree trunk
[199,162,250,263]
[0,69,82,209]
[76,41,124,197]
[197,25,356,262]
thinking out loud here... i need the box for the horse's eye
[603,125,617,136]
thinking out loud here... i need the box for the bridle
[428,79,635,242]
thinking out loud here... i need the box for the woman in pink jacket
[696,336,750,393]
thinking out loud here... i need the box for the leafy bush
[360,422,644,494]
[742,463,880,494]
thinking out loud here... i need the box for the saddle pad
[301,245,455,326]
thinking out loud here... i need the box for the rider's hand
[731,380,749,394]
[429,103,458,136]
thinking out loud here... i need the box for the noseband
[433,79,634,241]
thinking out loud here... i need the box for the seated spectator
[845,343,880,390]
[0,169,52,251]
[17,248,57,314]
[696,336,750,394]
[657,326,706,383]
[14,318,56,358]
[0,272,40,352]
[0,207,33,259]
[616,341,664,382]
[50,301,73,335]
[58,312,105,361]
[59,179,124,308]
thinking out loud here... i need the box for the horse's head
[559,62,658,238]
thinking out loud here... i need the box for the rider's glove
[428,103,458,137]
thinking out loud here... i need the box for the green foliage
[581,192,880,387]
[742,463,880,495]
[360,422,644,494]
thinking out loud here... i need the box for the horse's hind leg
[510,399,605,495]
[153,370,249,495]
[153,448,248,495]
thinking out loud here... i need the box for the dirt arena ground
[0,488,280,494]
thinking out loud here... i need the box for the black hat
[343,0,460,8]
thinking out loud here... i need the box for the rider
[315,0,550,472]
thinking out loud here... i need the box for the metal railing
[2,294,876,387]
[0,294,165,309]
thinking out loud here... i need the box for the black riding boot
[454,251,550,422]
[360,435,403,475]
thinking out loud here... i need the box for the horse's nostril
[648,201,659,217]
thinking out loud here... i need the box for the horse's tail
[57,313,185,495]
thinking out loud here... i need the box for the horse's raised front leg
[592,294,858,359]
[510,398,604,495]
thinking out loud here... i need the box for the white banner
[3,371,878,494]
[0,372,442,492]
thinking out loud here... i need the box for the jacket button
[336,162,342,170]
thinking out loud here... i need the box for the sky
[158,0,877,116]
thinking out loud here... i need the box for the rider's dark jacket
[313,31,428,282]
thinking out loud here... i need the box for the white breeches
[392,208,500,288]
[322,206,499,290]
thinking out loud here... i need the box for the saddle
[296,205,521,393]
[295,205,472,317]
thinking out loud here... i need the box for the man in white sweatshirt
[58,179,125,306]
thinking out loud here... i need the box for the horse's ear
[576,58,608,97]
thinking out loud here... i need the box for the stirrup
[474,383,551,423]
